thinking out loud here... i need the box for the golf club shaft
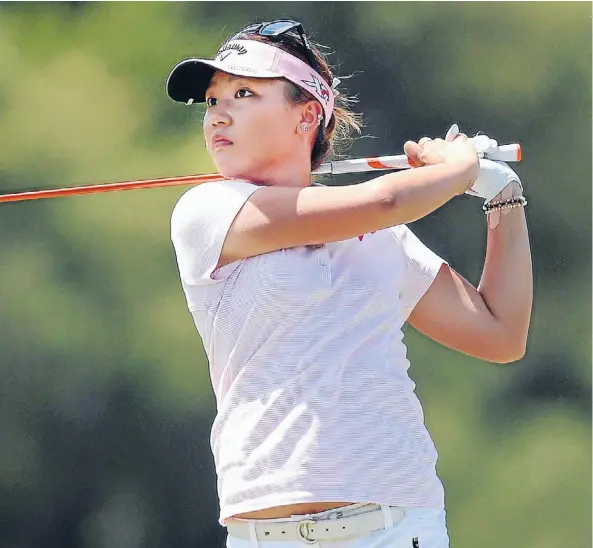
[0,144,521,203]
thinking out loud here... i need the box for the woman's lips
[213,137,233,149]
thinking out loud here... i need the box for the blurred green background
[0,2,591,547]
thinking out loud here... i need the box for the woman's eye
[236,88,253,99]
[206,97,217,107]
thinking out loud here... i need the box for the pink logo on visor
[301,74,331,104]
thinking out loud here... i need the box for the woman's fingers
[404,141,423,167]
[405,129,470,168]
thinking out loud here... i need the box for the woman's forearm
[369,161,476,226]
[477,196,533,359]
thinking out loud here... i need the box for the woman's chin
[219,169,243,181]
[217,163,254,182]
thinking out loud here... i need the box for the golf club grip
[319,143,522,174]
[483,144,522,162]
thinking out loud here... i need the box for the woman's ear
[300,100,323,126]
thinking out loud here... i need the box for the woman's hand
[404,133,479,193]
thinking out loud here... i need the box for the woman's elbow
[488,338,528,364]
[493,350,526,364]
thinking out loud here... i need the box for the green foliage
[1,3,590,547]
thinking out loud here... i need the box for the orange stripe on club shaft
[0,173,228,203]
[366,158,396,170]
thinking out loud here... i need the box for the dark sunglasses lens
[260,21,299,36]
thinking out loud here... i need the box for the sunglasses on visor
[231,20,323,87]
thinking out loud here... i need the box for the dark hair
[231,29,363,170]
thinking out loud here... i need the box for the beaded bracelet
[483,196,527,214]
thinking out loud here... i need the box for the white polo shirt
[170,180,448,526]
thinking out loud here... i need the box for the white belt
[226,505,405,544]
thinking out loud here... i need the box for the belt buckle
[296,519,318,544]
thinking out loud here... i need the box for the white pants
[226,504,450,548]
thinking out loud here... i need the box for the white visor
[166,39,335,127]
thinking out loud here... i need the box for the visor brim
[166,58,281,104]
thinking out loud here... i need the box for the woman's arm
[219,137,478,266]
[408,183,533,363]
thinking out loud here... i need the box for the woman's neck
[240,155,313,188]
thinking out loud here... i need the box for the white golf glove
[445,124,523,204]
[467,158,523,204]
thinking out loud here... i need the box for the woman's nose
[209,104,232,127]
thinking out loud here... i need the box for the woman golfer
[166,20,532,548]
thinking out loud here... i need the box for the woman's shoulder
[172,179,259,216]
[179,178,258,200]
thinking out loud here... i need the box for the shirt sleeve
[170,180,261,286]
[389,224,449,321]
